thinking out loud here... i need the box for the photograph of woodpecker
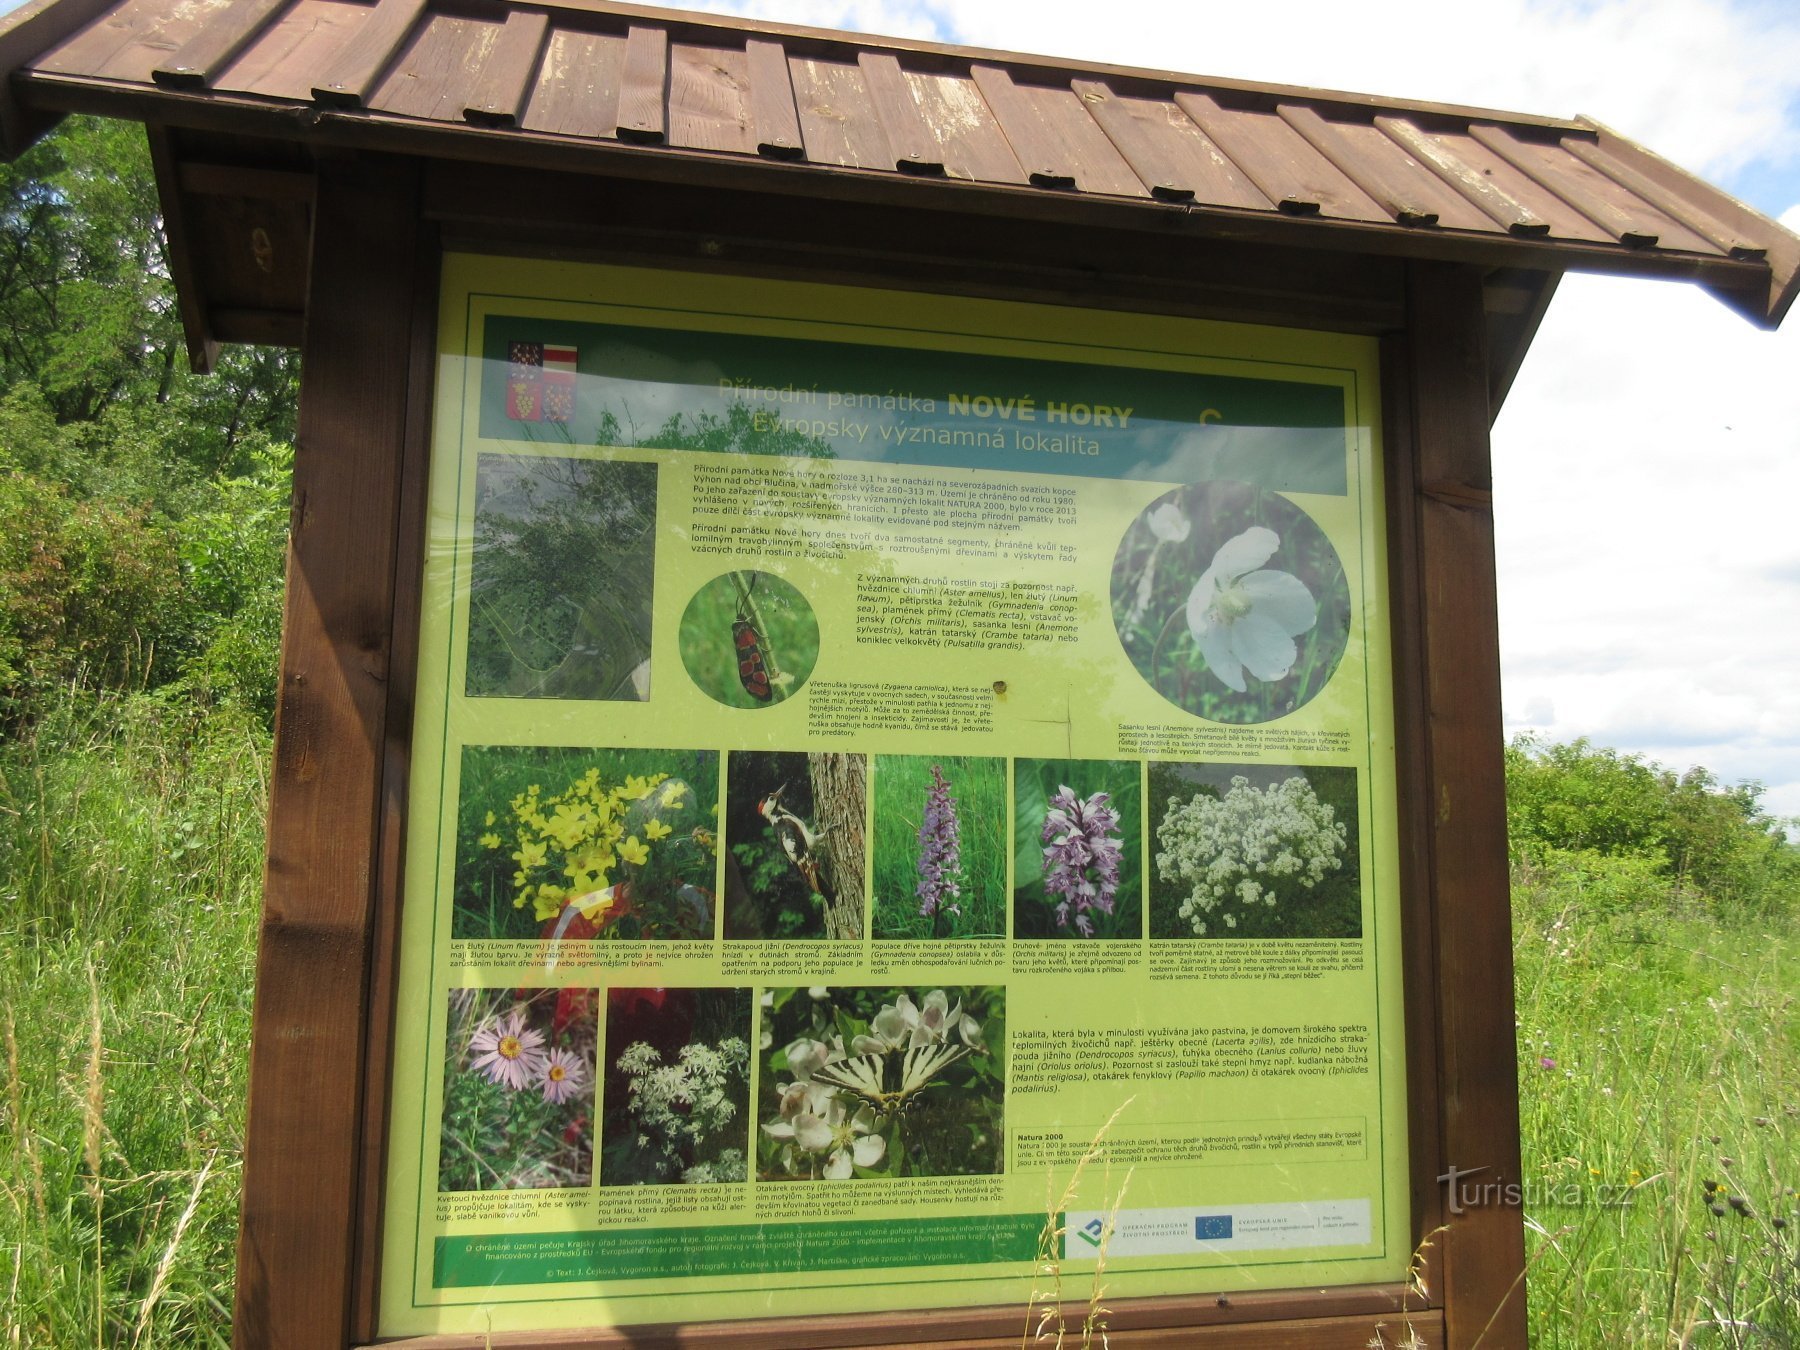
[723,750,866,941]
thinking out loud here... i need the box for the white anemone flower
[1147,502,1190,542]
[1185,526,1317,693]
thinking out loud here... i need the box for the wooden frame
[233,156,1528,1350]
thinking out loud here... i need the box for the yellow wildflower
[512,838,547,870]
[478,832,501,849]
[618,835,650,867]
[644,818,672,841]
[533,883,567,922]
[576,886,615,920]
[484,810,496,827]
[659,780,688,808]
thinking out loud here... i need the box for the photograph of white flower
[1148,762,1362,939]
[1112,482,1350,723]
[756,986,1004,1180]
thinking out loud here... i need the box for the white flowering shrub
[1156,775,1347,935]
[609,1036,750,1184]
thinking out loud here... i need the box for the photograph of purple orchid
[871,755,1007,940]
[1013,758,1142,939]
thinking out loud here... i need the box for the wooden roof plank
[1563,132,1760,258]
[745,37,802,160]
[857,51,940,175]
[1375,115,1549,236]
[1305,116,1507,233]
[39,0,235,84]
[152,0,288,89]
[904,68,1025,184]
[1414,124,1623,245]
[667,41,752,155]
[1468,123,1663,247]
[969,64,1077,188]
[1075,81,1271,208]
[615,23,667,144]
[520,26,624,138]
[311,0,426,108]
[1175,90,1387,220]
[0,0,117,149]
[220,0,365,103]
[1277,104,1439,226]
[461,8,547,127]
[790,57,889,171]
[369,13,498,121]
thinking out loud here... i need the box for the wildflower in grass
[1042,786,1124,935]
[916,765,965,921]
[539,1046,589,1104]
[1157,775,1345,936]
[469,1006,548,1091]
[1540,1056,1556,1070]
[615,1036,750,1172]
[1184,526,1318,692]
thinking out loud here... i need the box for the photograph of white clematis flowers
[1148,762,1362,939]
[757,986,1004,1180]
[438,987,598,1191]
[1112,481,1351,723]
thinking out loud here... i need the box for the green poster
[378,254,1408,1336]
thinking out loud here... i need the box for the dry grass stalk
[1021,1097,1134,1350]
[83,964,104,1350]
[5,1008,47,1232]
[130,1151,216,1348]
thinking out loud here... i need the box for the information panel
[378,254,1409,1335]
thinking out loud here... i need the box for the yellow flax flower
[618,835,650,867]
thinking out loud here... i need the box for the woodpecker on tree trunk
[758,784,829,898]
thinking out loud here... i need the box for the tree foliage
[1505,734,1800,916]
[0,117,297,722]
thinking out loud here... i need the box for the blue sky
[8,0,1799,813]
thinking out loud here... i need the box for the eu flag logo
[1195,1215,1233,1240]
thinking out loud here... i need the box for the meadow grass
[870,754,1008,940]
[1512,862,1799,1346]
[1,694,267,1348]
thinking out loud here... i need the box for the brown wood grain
[521,27,626,138]
[220,0,363,103]
[152,0,287,88]
[667,41,753,154]
[1467,124,1663,247]
[745,38,803,160]
[1073,78,1265,207]
[1399,259,1530,1349]
[144,125,219,374]
[616,24,668,144]
[903,68,1023,184]
[310,0,426,108]
[1276,105,1441,226]
[0,0,115,148]
[462,8,548,127]
[1174,91,1358,218]
[1376,116,1548,236]
[369,14,501,122]
[790,57,890,170]
[349,217,441,1345]
[232,156,425,1350]
[969,64,1076,188]
[855,51,938,175]
[35,0,229,84]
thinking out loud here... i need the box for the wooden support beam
[233,157,428,1350]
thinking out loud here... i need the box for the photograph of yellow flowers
[871,755,1007,940]
[1012,759,1142,939]
[438,987,598,1192]
[1111,481,1350,723]
[723,750,866,941]
[758,986,1004,1181]
[598,987,753,1186]
[465,452,658,701]
[452,744,719,942]
[678,568,820,708]
[1148,762,1362,939]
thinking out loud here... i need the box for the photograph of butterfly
[757,985,1005,1181]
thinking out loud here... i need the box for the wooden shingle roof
[2,0,1794,349]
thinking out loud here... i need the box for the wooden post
[234,157,427,1350]
[1397,259,1530,1346]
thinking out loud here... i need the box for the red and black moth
[730,570,776,702]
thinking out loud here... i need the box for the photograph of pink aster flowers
[438,987,597,1191]
[871,755,1007,940]
[1012,759,1142,939]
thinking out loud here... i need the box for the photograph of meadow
[1013,758,1142,939]
[452,743,718,942]
[723,750,866,941]
[678,569,819,709]
[1111,481,1350,724]
[438,987,597,1192]
[599,987,752,1187]
[757,985,1004,1181]
[1148,762,1361,939]
[465,453,658,702]
[871,755,1007,940]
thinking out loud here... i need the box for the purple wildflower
[1041,785,1123,936]
[916,764,964,920]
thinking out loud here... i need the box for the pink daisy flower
[468,1006,547,1091]
[539,1047,589,1105]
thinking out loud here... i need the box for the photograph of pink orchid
[1012,758,1142,939]
[871,755,1007,940]
[1111,480,1350,724]
[438,987,597,1191]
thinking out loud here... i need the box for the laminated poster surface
[377,254,1409,1335]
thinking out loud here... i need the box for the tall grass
[1,693,267,1348]
[1513,859,1799,1346]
